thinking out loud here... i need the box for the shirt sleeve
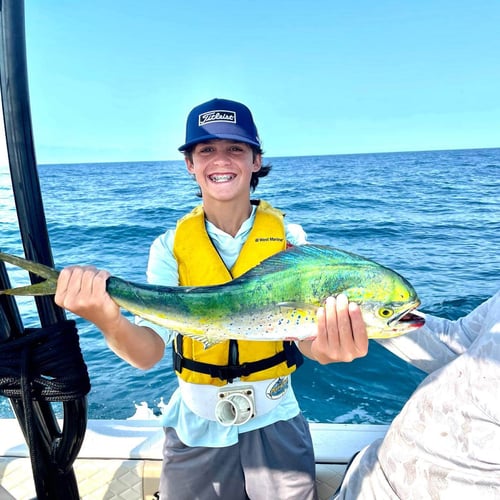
[286,223,308,245]
[146,230,178,285]
[377,291,498,373]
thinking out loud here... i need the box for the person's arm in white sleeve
[378,294,495,373]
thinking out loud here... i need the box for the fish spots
[285,309,314,326]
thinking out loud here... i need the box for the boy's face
[186,139,261,203]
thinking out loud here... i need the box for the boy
[55,98,369,499]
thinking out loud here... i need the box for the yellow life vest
[172,200,303,386]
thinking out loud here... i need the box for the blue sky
[4,0,500,164]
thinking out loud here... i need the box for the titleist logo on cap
[199,110,236,126]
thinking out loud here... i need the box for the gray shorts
[159,413,318,500]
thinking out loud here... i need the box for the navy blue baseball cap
[178,98,261,151]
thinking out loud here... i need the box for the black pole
[0,1,64,315]
[0,1,87,498]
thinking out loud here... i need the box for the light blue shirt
[137,206,308,447]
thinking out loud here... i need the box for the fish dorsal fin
[234,244,372,283]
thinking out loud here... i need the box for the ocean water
[1,148,499,423]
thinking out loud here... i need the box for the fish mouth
[388,303,426,331]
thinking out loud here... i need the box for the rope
[0,320,91,487]
[0,320,91,401]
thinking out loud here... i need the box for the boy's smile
[208,173,236,183]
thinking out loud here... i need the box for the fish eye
[378,308,394,318]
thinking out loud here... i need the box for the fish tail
[0,251,59,296]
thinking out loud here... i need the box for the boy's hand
[299,294,369,364]
[55,265,121,332]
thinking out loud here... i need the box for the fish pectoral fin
[201,339,220,349]
[0,281,57,296]
[181,331,225,350]
[277,302,317,312]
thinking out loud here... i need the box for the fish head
[342,269,425,339]
[359,299,425,338]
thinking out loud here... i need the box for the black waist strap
[173,338,303,382]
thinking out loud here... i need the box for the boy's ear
[185,157,195,173]
[253,154,262,172]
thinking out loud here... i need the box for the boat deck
[0,419,388,499]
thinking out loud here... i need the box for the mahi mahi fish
[0,245,424,346]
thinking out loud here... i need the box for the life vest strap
[173,339,303,382]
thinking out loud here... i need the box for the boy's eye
[195,142,247,154]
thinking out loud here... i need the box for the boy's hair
[183,145,272,195]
